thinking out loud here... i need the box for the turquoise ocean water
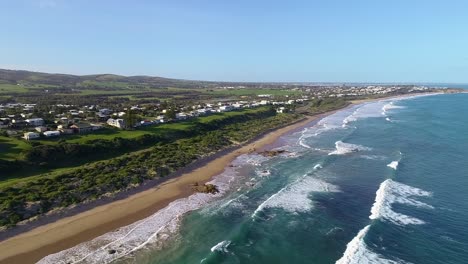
[40,93,468,264]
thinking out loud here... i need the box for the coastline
[0,111,332,264]
[0,92,441,263]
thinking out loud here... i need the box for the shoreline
[0,111,333,264]
[0,92,441,263]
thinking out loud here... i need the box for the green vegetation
[308,98,349,114]
[0,108,302,228]
[0,136,31,160]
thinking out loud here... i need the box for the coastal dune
[0,113,328,264]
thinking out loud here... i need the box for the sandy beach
[0,111,333,264]
[0,92,440,263]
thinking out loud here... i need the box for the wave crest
[370,179,433,225]
[329,141,372,155]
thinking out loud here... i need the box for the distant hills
[0,69,215,90]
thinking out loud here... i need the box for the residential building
[107,118,126,129]
[70,123,94,133]
[43,131,60,137]
[25,118,45,126]
[35,126,47,132]
[24,132,40,140]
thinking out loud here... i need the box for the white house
[176,113,188,120]
[276,107,287,114]
[35,126,47,132]
[107,118,126,129]
[24,132,40,140]
[219,105,234,112]
[25,118,44,126]
[43,131,61,137]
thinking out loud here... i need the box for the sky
[1,0,468,83]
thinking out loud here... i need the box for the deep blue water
[122,93,468,264]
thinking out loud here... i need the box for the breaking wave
[329,141,372,155]
[387,161,399,170]
[314,163,323,170]
[370,179,433,225]
[252,176,339,217]
[382,102,405,116]
[210,240,231,253]
[335,225,404,264]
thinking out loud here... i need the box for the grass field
[0,84,29,93]
[0,136,31,160]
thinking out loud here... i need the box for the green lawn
[0,136,31,160]
[0,84,28,93]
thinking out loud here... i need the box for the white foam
[256,169,271,177]
[369,179,433,226]
[329,141,372,155]
[313,164,323,170]
[387,161,399,170]
[335,225,401,264]
[382,102,405,116]
[210,240,231,253]
[252,176,339,217]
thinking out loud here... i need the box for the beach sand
[0,112,330,264]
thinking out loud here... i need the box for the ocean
[40,93,468,264]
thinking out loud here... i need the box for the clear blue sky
[1,0,468,82]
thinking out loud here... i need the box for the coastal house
[219,105,234,112]
[43,131,61,137]
[24,132,40,140]
[107,118,126,129]
[57,125,74,134]
[25,118,44,126]
[276,107,288,114]
[70,123,94,133]
[11,119,28,128]
[35,126,47,132]
[155,116,165,123]
[176,113,188,120]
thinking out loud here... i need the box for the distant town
[0,85,433,141]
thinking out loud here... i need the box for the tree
[124,109,136,129]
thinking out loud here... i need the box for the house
[276,107,288,114]
[57,125,74,134]
[43,131,60,137]
[155,116,165,123]
[90,124,103,130]
[21,113,33,118]
[25,118,45,126]
[99,108,112,115]
[219,105,234,112]
[24,132,40,140]
[96,113,109,121]
[140,120,153,126]
[35,126,47,133]
[11,119,28,128]
[70,123,94,133]
[107,118,126,129]
[176,113,188,120]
